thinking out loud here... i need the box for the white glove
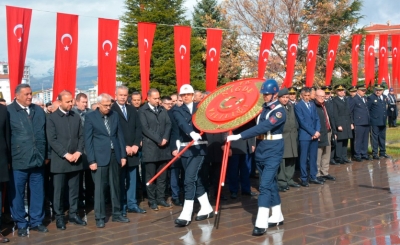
[391,108,394,111]
[227,134,242,142]
[190,132,202,141]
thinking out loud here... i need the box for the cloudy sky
[0,0,398,78]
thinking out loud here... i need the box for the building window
[3,65,8,74]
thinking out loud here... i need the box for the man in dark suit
[112,86,145,216]
[332,85,353,164]
[387,88,398,127]
[277,88,300,191]
[84,93,129,228]
[7,84,48,236]
[139,89,172,211]
[294,87,322,186]
[173,84,213,227]
[367,84,390,159]
[0,103,10,243]
[349,84,371,162]
[71,93,94,206]
[46,91,86,230]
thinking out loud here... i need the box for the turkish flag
[364,34,375,87]
[6,6,32,100]
[138,22,156,100]
[258,32,274,79]
[378,34,389,84]
[206,28,223,92]
[305,35,320,87]
[98,18,119,96]
[325,35,340,86]
[53,13,78,102]
[174,26,191,91]
[351,34,362,86]
[392,35,400,85]
[282,34,299,88]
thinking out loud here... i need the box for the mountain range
[30,66,98,92]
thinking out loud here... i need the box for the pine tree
[192,0,221,37]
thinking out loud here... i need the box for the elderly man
[0,103,10,243]
[47,91,86,230]
[84,93,129,228]
[111,86,145,216]
[139,89,172,211]
[193,90,204,103]
[387,88,398,127]
[8,84,48,236]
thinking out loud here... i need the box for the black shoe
[354,157,362,162]
[339,161,346,164]
[96,219,105,228]
[112,215,130,223]
[17,228,28,237]
[69,215,87,226]
[30,224,48,233]
[122,212,127,217]
[213,194,228,201]
[362,156,373,161]
[230,192,237,199]
[268,221,284,228]
[128,206,147,213]
[380,154,390,158]
[149,202,159,211]
[175,219,191,227]
[300,180,309,187]
[309,179,324,185]
[288,182,301,188]
[284,185,289,190]
[373,155,380,160]
[343,159,352,163]
[0,233,9,243]
[330,160,339,165]
[278,186,286,192]
[321,175,336,181]
[317,177,326,182]
[252,227,267,236]
[195,212,214,221]
[56,218,66,230]
[171,198,183,206]
[157,200,171,208]
[242,191,258,196]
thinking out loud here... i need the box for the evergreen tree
[192,0,221,37]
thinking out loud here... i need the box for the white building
[0,62,30,104]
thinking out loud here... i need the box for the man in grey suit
[46,90,86,230]
[84,93,129,228]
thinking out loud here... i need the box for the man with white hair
[173,84,213,227]
[84,93,129,228]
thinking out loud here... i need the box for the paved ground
[2,156,400,244]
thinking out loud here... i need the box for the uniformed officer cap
[389,88,394,92]
[374,84,384,91]
[348,86,357,92]
[288,87,297,94]
[278,88,289,97]
[356,84,367,90]
[0,92,3,99]
[334,84,345,91]
[321,86,332,93]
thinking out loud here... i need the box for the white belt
[256,134,283,140]
[180,140,208,146]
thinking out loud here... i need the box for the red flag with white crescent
[258,32,274,79]
[282,34,299,88]
[6,6,32,100]
[305,35,320,87]
[392,35,400,85]
[325,35,340,86]
[53,13,78,101]
[138,22,156,100]
[206,28,223,92]
[378,34,389,84]
[174,26,191,91]
[351,34,362,86]
[98,18,119,96]
[364,34,375,87]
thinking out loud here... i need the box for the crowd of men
[0,80,398,241]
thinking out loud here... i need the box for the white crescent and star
[144,39,149,53]
[307,50,314,62]
[328,50,335,61]
[368,45,374,56]
[289,44,297,56]
[355,44,359,52]
[209,47,217,61]
[261,49,270,62]
[61,33,73,51]
[380,47,386,57]
[394,47,398,58]
[179,45,187,59]
[102,40,112,56]
[13,24,23,42]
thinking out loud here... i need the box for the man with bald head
[47,90,86,230]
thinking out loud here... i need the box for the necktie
[307,102,311,112]
[104,115,114,149]
[122,105,127,120]
[23,108,29,115]
[65,111,69,116]
[154,106,158,113]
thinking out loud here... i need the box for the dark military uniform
[332,96,353,163]
[367,92,388,157]
[387,92,398,127]
[349,92,370,160]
